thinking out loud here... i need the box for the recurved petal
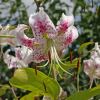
[83,57,100,79]
[16,34,34,48]
[29,7,57,39]
[91,42,100,59]
[15,24,35,48]
[16,26,49,63]
[56,13,74,34]
[83,59,95,78]
[16,24,28,32]
[95,68,100,79]
[55,26,78,53]
[93,57,100,79]
[65,26,78,45]
[0,24,29,46]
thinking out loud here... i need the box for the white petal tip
[95,42,100,50]
[39,7,44,12]
[95,42,99,46]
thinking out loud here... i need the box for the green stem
[0,35,15,38]
[11,87,18,100]
[89,78,93,89]
[77,73,79,92]
[94,79,98,86]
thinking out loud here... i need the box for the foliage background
[0,0,100,99]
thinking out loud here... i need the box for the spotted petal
[26,37,49,63]
[55,26,78,53]
[56,13,74,34]
[3,46,32,69]
[91,42,100,59]
[84,58,100,79]
[15,24,35,48]
[29,7,57,39]
[16,24,49,63]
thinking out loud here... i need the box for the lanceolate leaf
[67,85,100,100]
[9,68,60,100]
[78,42,94,55]
[20,92,38,100]
[0,84,10,96]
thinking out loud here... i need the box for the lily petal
[29,7,57,39]
[27,37,49,63]
[55,26,78,53]
[3,46,32,68]
[0,25,16,45]
[56,13,74,34]
[15,24,35,48]
[84,58,100,79]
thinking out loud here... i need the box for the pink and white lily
[28,7,78,63]
[84,43,100,79]
[2,7,78,71]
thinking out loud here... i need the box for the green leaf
[9,68,60,100]
[20,92,37,100]
[0,84,10,96]
[67,85,100,100]
[78,42,94,55]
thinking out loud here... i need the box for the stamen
[52,46,72,75]
[43,33,49,39]
[77,58,80,71]
[33,42,40,46]
[37,61,49,68]
[48,51,51,63]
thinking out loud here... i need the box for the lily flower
[2,7,78,73]
[84,43,100,79]
[12,7,78,75]
[28,7,78,63]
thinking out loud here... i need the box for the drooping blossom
[83,42,100,79]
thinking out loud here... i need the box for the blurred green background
[0,0,100,99]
